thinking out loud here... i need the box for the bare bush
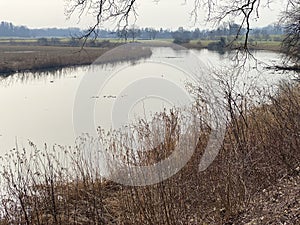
[0,80,299,224]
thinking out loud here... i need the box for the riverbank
[0,82,299,224]
[182,39,282,51]
[0,40,283,76]
[0,45,112,76]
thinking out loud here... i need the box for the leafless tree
[280,0,300,65]
[128,25,140,42]
[65,0,138,40]
[66,0,298,55]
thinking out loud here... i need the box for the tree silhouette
[66,0,299,61]
[281,0,300,64]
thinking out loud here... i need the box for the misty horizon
[0,20,284,33]
[1,0,285,30]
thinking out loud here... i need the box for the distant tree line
[110,24,284,43]
[0,21,284,42]
[0,21,81,38]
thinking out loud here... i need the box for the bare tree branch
[65,0,298,61]
[280,0,300,65]
[65,0,137,43]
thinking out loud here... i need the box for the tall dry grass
[0,80,299,224]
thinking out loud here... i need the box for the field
[183,39,282,51]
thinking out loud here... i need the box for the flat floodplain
[0,45,109,75]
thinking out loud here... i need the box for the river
[0,46,292,155]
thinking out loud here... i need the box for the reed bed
[0,79,299,224]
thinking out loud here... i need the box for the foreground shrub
[0,82,299,224]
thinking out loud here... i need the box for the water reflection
[0,47,292,155]
[93,43,152,66]
[0,66,88,87]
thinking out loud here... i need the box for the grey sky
[0,0,285,29]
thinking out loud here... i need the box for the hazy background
[0,0,286,29]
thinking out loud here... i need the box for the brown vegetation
[0,80,299,224]
[0,45,109,75]
[0,43,153,76]
[181,40,282,53]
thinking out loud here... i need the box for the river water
[0,47,291,155]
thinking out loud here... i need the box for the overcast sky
[0,0,286,30]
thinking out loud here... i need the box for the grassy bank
[0,80,299,224]
[0,45,110,75]
[0,42,158,76]
[183,39,282,51]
